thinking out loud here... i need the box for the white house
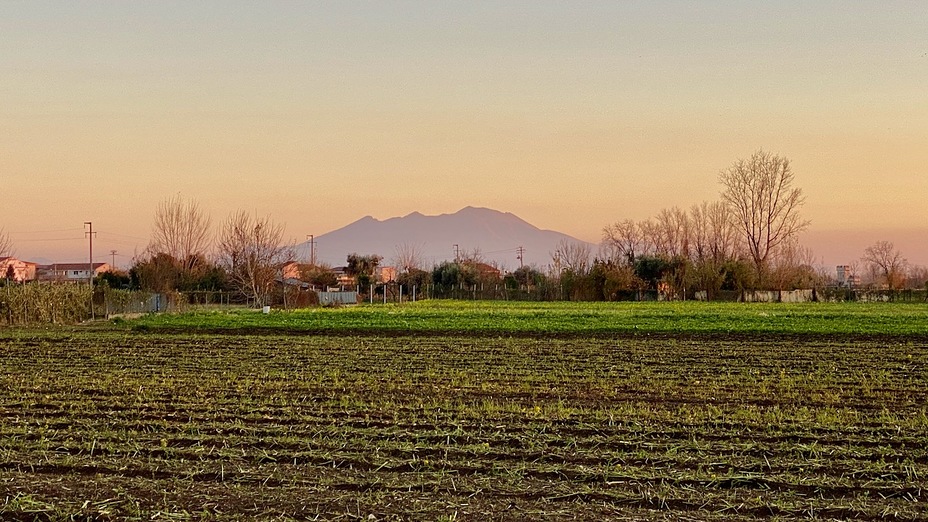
[36,262,112,282]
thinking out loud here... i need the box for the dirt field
[1,329,926,520]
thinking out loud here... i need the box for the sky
[2,1,927,269]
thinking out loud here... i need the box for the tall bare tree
[217,211,292,305]
[688,201,739,298]
[906,265,928,290]
[0,227,12,258]
[690,201,737,264]
[719,150,809,281]
[862,240,907,290]
[770,239,819,291]
[148,195,213,269]
[392,243,425,272]
[551,239,592,274]
[602,219,642,266]
[653,207,690,258]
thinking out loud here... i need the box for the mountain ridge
[298,207,595,271]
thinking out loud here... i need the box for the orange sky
[2,2,927,268]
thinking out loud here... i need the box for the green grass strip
[117,300,928,336]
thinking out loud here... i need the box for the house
[464,261,502,280]
[0,257,38,283]
[333,266,354,288]
[36,262,112,282]
[282,261,302,280]
[376,266,397,283]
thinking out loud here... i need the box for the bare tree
[690,201,738,264]
[392,243,425,272]
[719,150,809,281]
[0,227,12,258]
[551,239,592,274]
[906,265,928,290]
[770,239,819,291]
[602,219,642,266]
[635,219,658,259]
[217,211,293,305]
[148,195,213,269]
[653,207,690,258]
[862,240,907,290]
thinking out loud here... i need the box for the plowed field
[2,326,926,520]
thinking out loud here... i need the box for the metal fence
[318,291,359,306]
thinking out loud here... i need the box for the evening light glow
[2,2,926,267]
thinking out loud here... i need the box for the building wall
[0,258,37,283]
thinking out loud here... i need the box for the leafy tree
[397,268,430,294]
[130,252,181,293]
[662,255,692,299]
[299,263,338,288]
[505,266,546,290]
[96,270,131,289]
[432,261,469,287]
[634,256,670,291]
[3,263,15,285]
[346,253,382,289]
[721,258,757,293]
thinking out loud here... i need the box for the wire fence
[3,282,926,326]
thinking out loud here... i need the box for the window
[73,271,80,275]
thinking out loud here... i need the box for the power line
[96,231,150,241]
[8,227,84,235]
[483,247,520,255]
[14,237,84,242]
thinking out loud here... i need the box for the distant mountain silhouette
[298,207,595,271]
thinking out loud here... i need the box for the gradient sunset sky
[3,1,927,267]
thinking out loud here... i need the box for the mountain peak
[307,208,593,269]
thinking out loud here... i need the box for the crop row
[1,330,926,520]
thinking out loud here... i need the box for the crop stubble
[1,329,926,520]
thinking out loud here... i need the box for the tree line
[3,150,925,301]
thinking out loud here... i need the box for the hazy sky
[3,1,927,267]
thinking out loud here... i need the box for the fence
[318,291,359,306]
[818,288,928,303]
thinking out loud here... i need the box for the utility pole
[516,246,524,268]
[110,250,118,268]
[84,221,96,321]
[453,244,460,262]
[306,234,316,266]
[84,222,96,284]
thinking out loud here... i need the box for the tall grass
[0,283,92,325]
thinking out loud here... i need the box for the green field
[125,300,928,336]
[2,301,927,520]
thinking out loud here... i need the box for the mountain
[297,207,595,271]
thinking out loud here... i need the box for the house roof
[40,262,109,271]
[0,257,38,266]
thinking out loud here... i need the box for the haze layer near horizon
[2,2,926,266]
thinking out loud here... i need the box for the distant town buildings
[835,265,860,288]
[36,263,111,282]
[1,258,111,283]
